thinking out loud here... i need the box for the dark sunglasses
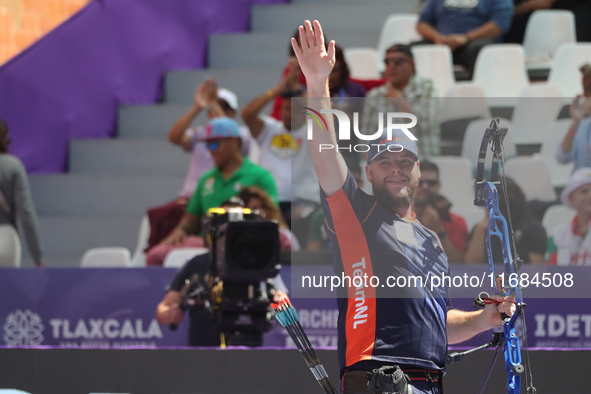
[384,56,407,66]
[419,179,438,187]
[206,140,224,151]
[218,100,233,112]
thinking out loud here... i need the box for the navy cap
[366,128,420,164]
[386,44,414,60]
[202,117,241,140]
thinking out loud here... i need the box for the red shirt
[442,212,468,254]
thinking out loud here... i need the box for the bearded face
[366,151,420,212]
[372,175,419,210]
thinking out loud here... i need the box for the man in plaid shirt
[361,44,439,159]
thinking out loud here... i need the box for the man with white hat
[547,167,591,265]
[168,79,252,201]
[241,60,320,226]
[142,80,254,262]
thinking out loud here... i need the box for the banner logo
[3,310,45,346]
[303,107,328,130]
[305,109,418,153]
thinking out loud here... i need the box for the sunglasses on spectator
[384,57,408,66]
[419,179,438,187]
[206,139,225,151]
[218,100,233,112]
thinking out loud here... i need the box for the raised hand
[290,20,335,89]
[285,57,303,91]
[205,78,219,107]
[570,95,591,123]
[194,80,210,109]
[273,58,300,95]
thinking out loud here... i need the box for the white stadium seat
[510,84,562,145]
[547,43,591,98]
[80,247,131,268]
[163,247,209,268]
[376,14,420,74]
[542,204,576,237]
[504,156,557,202]
[472,44,529,106]
[129,215,150,267]
[431,156,475,217]
[523,10,576,59]
[412,45,455,97]
[344,47,380,80]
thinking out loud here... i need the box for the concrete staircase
[23,0,421,267]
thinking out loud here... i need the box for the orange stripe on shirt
[327,188,377,368]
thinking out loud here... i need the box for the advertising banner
[2,266,590,349]
[0,268,188,348]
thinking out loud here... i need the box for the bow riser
[474,121,529,394]
[504,324,523,393]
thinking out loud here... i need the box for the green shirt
[186,158,278,217]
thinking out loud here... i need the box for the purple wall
[0,0,286,173]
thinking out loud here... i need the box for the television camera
[175,207,282,347]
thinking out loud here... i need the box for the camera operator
[156,199,288,346]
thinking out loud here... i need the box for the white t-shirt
[257,116,319,203]
[178,125,252,199]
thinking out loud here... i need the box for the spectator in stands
[465,177,547,264]
[271,28,308,121]
[270,31,380,119]
[556,63,591,171]
[144,79,252,256]
[329,45,367,163]
[412,160,468,264]
[361,44,440,159]
[546,167,591,265]
[241,70,320,225]
[238,186,300,250]
[416,0,514,79]
[0,119,45,267]
[155,198,288,346]
[146,117,277,266]
[168,79,252,201]
[329,45,367,102]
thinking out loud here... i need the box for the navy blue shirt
[321,172,451,374]
[419,0,514,36]
[168,254,220,347]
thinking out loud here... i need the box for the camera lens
[228,229,275,270]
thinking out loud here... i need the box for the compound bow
[446,120,535,394]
